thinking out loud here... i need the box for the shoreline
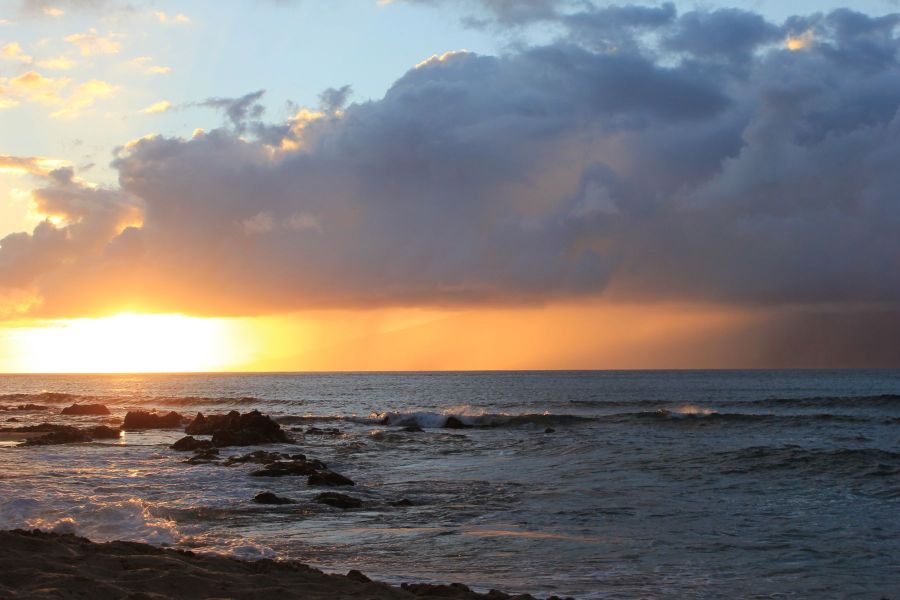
[0,529,569,600]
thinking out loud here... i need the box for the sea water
[0,370,898,599]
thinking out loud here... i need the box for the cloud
[140,100,170,114]
[64,29,122,56]
[130,56,171,75]
[49,78,117,118]
[1,42,34,63]
[153,11,189,24]
[1,6,900,329]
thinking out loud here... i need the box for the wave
[713,445,900,479]
[750,394,900,409]
[279,409,596,429]
[599,408,870,425]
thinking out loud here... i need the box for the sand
[0,529,555,600]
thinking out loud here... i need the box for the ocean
[0,370,898,599]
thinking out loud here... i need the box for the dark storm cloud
[2,5,900,323]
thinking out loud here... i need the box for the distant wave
[599,408,870,425]
[750,394,900,409]
[0,392,270,408]
[279,410,596,429]
[713,445,900,480]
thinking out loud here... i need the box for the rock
[85,426,122,440]
[308,470,354,487]
[16,404,49,411]
[224,450,288,465]
[250,459,326,477]
[443,416,471,429]
[389,498,414,507]
[61,403,110,416]
[401,582,478,597]
[544,427,555,434]
[123,410,184,430]
[185,448,220,464]
[171,436,214,452]
[401,425,424,432]
[305,427,341,436]
[346,569,371,583]
[185,410,291,447]
[20,426,93,446]
[6,417,18,422]
[253,491,296,505]
[314,492,362,509]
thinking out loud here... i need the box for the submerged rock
[61,403,110,416]
[314,492,362,509]
[185,448,220,464]
[401,425,424,433]
[224,450,289,465]
[124,410,184,430]
[443,416,472,429]
[20,426,93,446]
[250,459,326,477]
[305,427,341,436]
[346,569,371,583]
[85,426,122,440]
[308,470,354,487]
[389,498,415,507]
[185,410,291,447]
[171,436,214,452]
[253,491,296,505]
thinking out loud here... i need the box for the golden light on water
[7,313,249,373]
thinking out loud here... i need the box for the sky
[1,0,900,372]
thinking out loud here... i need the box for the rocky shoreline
[0,529,568,600]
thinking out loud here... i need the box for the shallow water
[0,370,898,599]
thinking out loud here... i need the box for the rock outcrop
[61,404,110,416]
[185,410,291,447]
[123,410,184,430]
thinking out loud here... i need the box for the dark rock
[443,416,471,429]
[250,459,326,477]
[20,426,93,446]
[224,450,289,465]
[16,404,49,411]
[185,410,291,447]
[85,426,122,440]
[0,423,70,433]
[308,470,354,487]
[253,492,295,505]
[401,582,478,597]
[305,427,341,436]
[123,410,184,430]
[346,569,371,583]
[314,492,362,509]
[389,498,414,507]
[61,403,110,416]
[171,436,214,452]
[544,427,555,434]
[401,425,424,433]
[6,417,18,422]
[185,448,220,464]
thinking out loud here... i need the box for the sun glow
[8,313,248,373]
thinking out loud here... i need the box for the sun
[9,313,246,373]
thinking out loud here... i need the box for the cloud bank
[2,5,900,322]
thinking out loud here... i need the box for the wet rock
[443,416,472,429]
[401,582,477,597]
[20,426,93,446]
[61,403,110,416]
[171,436,214,452]
[346,569,371,583]
[305,427,341,436]
[401,425,424,433]
[123,410,184,430]
[308,470,354,487]
[224,450,289,465]
[544,427,555,434]
[6,417,19,422]
[185,448,220,464]
[253,491,296,505]
[315,492,362,509]
[85,426,122,440]
[389,498,414,507]
[250,459,327,477]
[185,410,291,447]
